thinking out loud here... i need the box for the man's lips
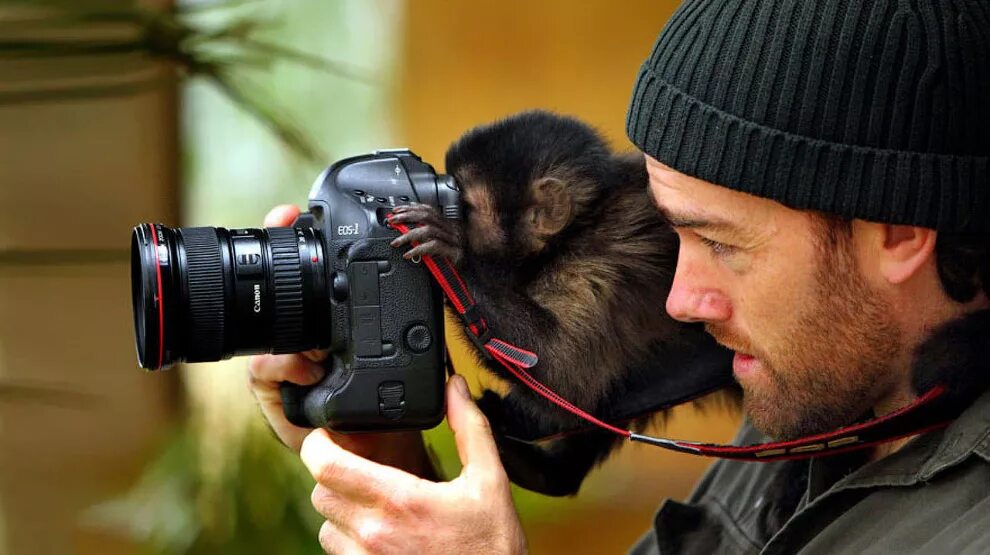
[706,328,760,377]
[732,351,758,377]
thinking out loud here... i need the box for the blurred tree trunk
[0,1,179,553]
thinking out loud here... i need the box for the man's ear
[869,223,938,285]
[529,177,573,237]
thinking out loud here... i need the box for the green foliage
[90,419,574,554]
[86,422,324,555]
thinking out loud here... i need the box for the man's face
[646,156,903,440]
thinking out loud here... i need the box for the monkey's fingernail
[390,239,399,247]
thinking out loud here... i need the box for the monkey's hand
[476,389,507,433]
[388,203,464,265]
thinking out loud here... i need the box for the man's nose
[665,266,732,323]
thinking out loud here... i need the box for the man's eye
[699,236,736,257]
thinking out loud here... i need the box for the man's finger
[302,349,329,363]
[446,375,502,477]
[318,519,367,555]
[311,483,359,527]
[248,354,324,387]
[301,428,422,499]
[264,204,301,227]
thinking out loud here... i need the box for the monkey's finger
[403,240,461,261]
[388,204,443,226]
[387,211,435,227]
[391,201,433,214]
[264,204,301,227]
[390,225,458,248]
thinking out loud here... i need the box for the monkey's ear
[530,177,573,237]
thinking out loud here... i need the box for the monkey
[388,111,736,496]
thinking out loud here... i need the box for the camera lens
[130,223,331,370]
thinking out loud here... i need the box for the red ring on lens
[148,223,165,369]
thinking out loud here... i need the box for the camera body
[282,149,459,431]
[130,149,460,432]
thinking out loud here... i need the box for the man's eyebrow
[647,190,739,232]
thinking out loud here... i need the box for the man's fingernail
[453,375,470,398]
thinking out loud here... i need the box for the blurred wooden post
[0,3,179,553]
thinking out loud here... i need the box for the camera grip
[280,381,315,428]
[279,361,338,429]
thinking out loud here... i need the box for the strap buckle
[459,304,494,358]
[460,304,484,328]
[467,327,493,359]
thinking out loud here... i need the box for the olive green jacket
[630,386,990,554]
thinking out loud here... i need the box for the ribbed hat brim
[627,65,990,232]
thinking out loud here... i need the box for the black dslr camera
[130,150,460,432]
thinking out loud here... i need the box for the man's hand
[247,205,435,477]
[302,374,527,554]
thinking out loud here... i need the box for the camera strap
[388,220,960,462]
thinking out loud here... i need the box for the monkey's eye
[699,236,736,257]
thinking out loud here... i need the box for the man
[250,0,990,552]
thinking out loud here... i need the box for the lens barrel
[130,223,331,369]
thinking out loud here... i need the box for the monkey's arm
[474,334,735,496]
[478,391,618,496]
[477,389,621,497]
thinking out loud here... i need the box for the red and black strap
[388,220,539,370]
[629,385,952,461]
[387,218,954,461]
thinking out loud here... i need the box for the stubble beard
[709,234,903,440]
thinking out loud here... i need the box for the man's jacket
[631,310,990,554]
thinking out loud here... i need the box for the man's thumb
[264,204,300,227]
[446,375,501,473]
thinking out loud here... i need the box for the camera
[130,149,460,432]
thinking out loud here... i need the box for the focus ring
[268,228,306,353]
[179,227,225,362]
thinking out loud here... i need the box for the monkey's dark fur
[390,111,734,496]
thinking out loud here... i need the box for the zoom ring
[268,228,306,354]
[180,227,226,361]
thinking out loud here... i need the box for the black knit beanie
[627,0,990,232]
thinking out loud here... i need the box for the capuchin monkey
[389,111,735,496]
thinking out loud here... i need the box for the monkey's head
[444,110,615,260]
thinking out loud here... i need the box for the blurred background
[0,0,741,553]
